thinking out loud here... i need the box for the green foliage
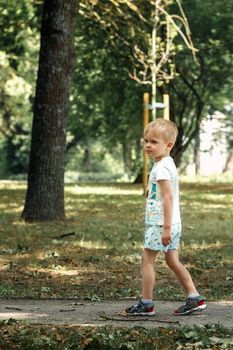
[167,0,233,163]
[0,324,233,350]
[0,0,233,178]
[68,16,145,177]
[70,0,233,172]
[0,0,40,176]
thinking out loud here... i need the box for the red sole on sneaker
[174,303,207,316]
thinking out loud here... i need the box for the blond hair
[144,118,178,144]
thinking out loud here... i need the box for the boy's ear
[167,141,173,150]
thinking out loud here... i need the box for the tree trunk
[83,146,91,172]
[194,127,201,175]
[122,142,132,176]
[22,0,78,221]
[224,151,233,173]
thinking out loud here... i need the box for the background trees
[167,0,233,166]
[0,0,232,183]
[0,0,39,176]
[70,0,233,172]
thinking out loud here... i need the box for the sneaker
[174,296,207,316]
[125,300,155,316]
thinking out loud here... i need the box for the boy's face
[144,130,173,161]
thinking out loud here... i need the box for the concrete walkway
[0,299,233,328]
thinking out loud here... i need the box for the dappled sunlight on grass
[1,207,24,215]
[74,240,108,250]
[180,174,233,184]
[65,183,143,196]
[0,179,232,300]
[0,180,27,189]
[182,240,226,250]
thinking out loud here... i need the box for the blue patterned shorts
[144,223,181,252]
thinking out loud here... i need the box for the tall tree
[0,0,40,176]
[78,0,233,170]
[167,0,233,166]
[22,0,78,221]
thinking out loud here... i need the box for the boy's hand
[157,180,173,247]
[162,227,171,246]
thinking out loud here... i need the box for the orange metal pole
[143,93,149,196]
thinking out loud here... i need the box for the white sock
[141,298,153,304]
[188,293,200,299]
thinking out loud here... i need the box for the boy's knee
[165,256,178,270]
[166,260,173,269]
[142,249,157,265]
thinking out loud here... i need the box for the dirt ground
[0,299,233,329]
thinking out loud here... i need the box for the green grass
[0,179,232,301]
[0,321,233,350]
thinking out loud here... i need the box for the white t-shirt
[145,156,181,225]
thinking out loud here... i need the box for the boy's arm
[157,179,173,246]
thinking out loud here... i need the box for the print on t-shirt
[145,182,163,225]
[145,157,181,226]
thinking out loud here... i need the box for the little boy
[126,118,206,316]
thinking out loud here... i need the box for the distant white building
[199,112,229,175]
[185,112,230,176]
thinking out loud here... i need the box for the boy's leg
[165,250,206,315]
[125,248,158,316]
[165,250,198,295]
[142,248,159,299]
